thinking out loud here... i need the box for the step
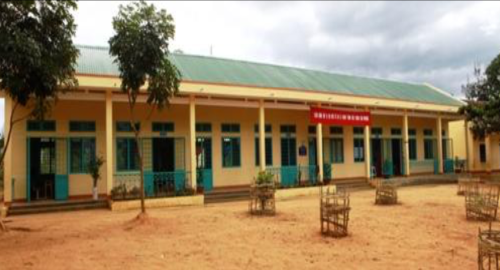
[8,200,109,216]
[204,189,250,204]
[205,196,249,204]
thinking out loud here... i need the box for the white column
[4,97,12,203]
[485,135,492,173]
[316,123,324,183]
[364,124,371,179]
[258,99,266,171]
[105,91,114,195]
[189,95,197,190]
[436,116,444,174]
[403,112,410,176]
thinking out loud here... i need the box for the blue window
[353,127,364,135]
[70,138,96,173]
[391,128,402,136]
[255,137,273,166]
[222,137,241,167]
[409,139,417,160]
[27,120,56,131]
[353,138,364,162]
[116,122,140,132]
[116,138,140,171]
[152,122,174,132]
[409,129,417,160]
[255,124,273,166]
[330,126,343,135]
[371,127,383,136]
[221,124,240,133]
[330,138,344,163]
[424,139,434,160]
[196,123,212,133]
[70,121,96,132]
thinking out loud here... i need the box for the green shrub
[256,171,274,185]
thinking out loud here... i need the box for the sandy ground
[0,185,485,270]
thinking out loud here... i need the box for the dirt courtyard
[0,185,485,269]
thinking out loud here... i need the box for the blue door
[196,137,213,191]
[280,125,297,187]
[308,138,318,184]
[54,138,69,200]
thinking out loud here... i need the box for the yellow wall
[449,120,466,160]
[8,100,108,201]
[4,97,457,201]
[449,120,500,172]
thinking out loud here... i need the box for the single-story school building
[450,120,500,174]
[2,45,465,204]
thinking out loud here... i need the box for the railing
[409,160,436,174]
[196,168,213,192]
[266,165,322,188]
[112,170,193,201]
[409,159,458,175]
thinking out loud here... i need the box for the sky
[2,1,500,131]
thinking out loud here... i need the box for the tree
[0,0,79,231]
[109,1,181,215]
[460,54,500,139]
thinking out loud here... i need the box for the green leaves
[461,54,500,139]
[0,0,79,119]
[109,0,180,107]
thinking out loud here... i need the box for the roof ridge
[171,52,427,87]
[76,44,426,88]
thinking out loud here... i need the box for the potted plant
[87,155,105,200]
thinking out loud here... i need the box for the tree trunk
[126,92,146,214]
[135,130,146,214]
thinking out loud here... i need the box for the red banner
[310,107,371,126]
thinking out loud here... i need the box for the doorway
[371,138,383,177]
[153,138,175,172]
[152,138,175,194]
[391,139,402,176]
[29,138,56,201]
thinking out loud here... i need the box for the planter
[92,187,98,201]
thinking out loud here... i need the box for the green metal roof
[76,45,463,107]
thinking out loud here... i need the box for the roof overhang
[75,74,462,115]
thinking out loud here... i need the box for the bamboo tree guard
[249,182,276,215]
[465,183,500,221]
[375,179,398,205]
[458,176,481,196]
[320,186,350,237]
[479,222,500,270]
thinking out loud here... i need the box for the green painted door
[55,138,69,200]
[308,138,318,184]
[280,134,297,187]
[196,137,213,192]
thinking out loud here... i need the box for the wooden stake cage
[458,176,481,196]
[249,182,276,216]
[465,182,500,221]
[479,223,500,270]
[375,179,398,205]
[320,185,351,237]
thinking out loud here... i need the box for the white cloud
[2,1,500,131]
